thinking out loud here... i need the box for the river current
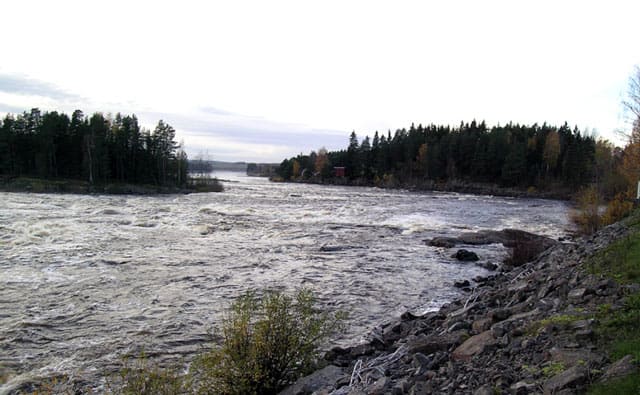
[0,173,571,393]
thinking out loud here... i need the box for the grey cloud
[0,73,81,101]
[139,110,348,148]
[0,102,28,114]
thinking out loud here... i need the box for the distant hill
[188,160,247,172]
[188,160,278,176]
[210,161,248,171]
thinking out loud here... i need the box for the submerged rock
[452,249,479,262]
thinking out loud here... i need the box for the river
[0,173,571,393]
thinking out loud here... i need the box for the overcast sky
[1,1,639,162]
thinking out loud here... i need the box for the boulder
[451,330,496,361]
[510,381,536,395]
[279,365,344,395]
[452,249,480,262]
[407,331,465,355]
[428,229,558,251]
[473,384,494,395]
[542,365,587,395]
[600,355,638,382]
[428,237,457,248]
[454,280,471,288]
[567,288,589,302]
[549,347,604,367]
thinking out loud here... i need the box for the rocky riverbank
[282,220,639,394]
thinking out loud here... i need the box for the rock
[567,288,588,302]
[428,237,457,248]
[478,261,498,271]
[452,249,479,262]
[600,355,638,382]
[454,280,471,288]
[280,365,344,395]
[568,319,593,331]
[391,379,412,395]
[407,332,464,355]
[350,343,376,358]
[409,381,430,395]
[490,308,511,322]
[472,317,492,334]
[452,330,496,361]
[473,384,494,395]
[549,347,604,367]
[368,377,390,395]
[542,365,587,395]
[510,381,536,395]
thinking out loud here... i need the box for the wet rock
[477,261,498,271]
[452,249,479,262]
[280,365,344,395]
[427,237,457,248]
[454,280,470,288]
[319,245,359,252]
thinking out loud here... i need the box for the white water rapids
[0,173,571,393]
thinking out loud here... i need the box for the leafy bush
[601,192,635,226]
[108,352,191,395]
[188,175,224,192]
[587,374,640,395]
[570,186,602,234]
[191,289,346,395]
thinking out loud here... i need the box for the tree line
[277,121,628,197]
[0,108,188,187]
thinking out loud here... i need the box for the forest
[0,108,188,188]
[277,121,628,199]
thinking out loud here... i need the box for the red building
[334,167,345,178]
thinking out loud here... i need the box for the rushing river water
[0,173,571,393]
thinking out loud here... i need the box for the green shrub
[191,289,346,395]
[189,175,224,192]
[541,361,566,378]
[570,186,601,235]
[601,192,635,226]
[587,374,640,395]
[108,352,191,395]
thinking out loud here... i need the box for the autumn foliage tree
[277,121,597,192]
[620,67,640,194]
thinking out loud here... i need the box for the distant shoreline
[271,177,573,201]
[0,176,223,195]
